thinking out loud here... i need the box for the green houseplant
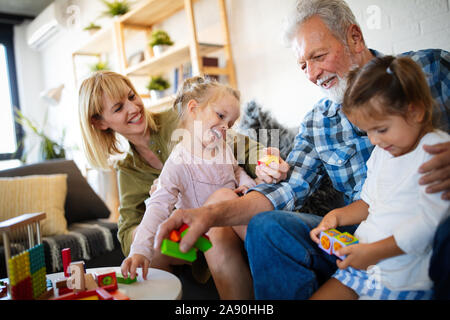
[84,22,101,35]
[14,108,66,162]
[90,60,110,72]
[149,30,174,56]
[101,0,131,17]
[146,76,170,101]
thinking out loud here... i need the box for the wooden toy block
[161,238,197,262]
[66,261,86,293]
[180,229,212,253]
[95,271,118,291]
[110,289,130,300]
[332,232,359,259]
[318,229,341,254]
[116,274,137,284]
[257,155,280,166]
[61,248,71,277]
[84,273,98,290]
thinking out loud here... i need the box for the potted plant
[146,76,170,101]
[83,22,101,35]
[14,108,66,162]
[90,61,110,72]
[149,30,174,56]
[101,0,131,18]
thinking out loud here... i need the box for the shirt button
[338,160,343,164]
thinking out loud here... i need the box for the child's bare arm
[310,200,369,243]
[336,236,405,270]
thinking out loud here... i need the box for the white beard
[318,64,360,105]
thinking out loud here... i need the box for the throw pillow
[0,174,69,236]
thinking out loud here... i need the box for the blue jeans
[245,210,357,299]
[430,215,450,300]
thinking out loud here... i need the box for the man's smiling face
[292,15,359,103]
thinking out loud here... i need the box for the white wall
[14,0,450,166]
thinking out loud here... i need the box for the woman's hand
[419,142,450,200]
[120,254,150,281]
[336,243,380,271]
[255,147,290,184]
[310,210,340,244]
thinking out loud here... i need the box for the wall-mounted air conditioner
[26,2,63,51]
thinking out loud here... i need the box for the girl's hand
[310,210,339,244]
[255,147,290,184]
[336,243,379,270]
[234,185,250,196]
[120,254,150,281]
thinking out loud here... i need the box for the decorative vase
[150,90,164,102]
[152,45,169,57]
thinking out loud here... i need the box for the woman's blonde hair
[173,76,240,128]
[78,70,158,170]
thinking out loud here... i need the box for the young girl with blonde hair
[310,56,449,300]
[120,76,265,299]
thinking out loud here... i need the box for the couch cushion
[0,160,110,224]
[0,174,68,236]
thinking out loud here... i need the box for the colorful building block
[116,274,137,284]
[161,239,197,262]
[257,155,280,166]
[95,271,118,291]
[180,229,212,252]
[318,229,359,259]
[61,248,71,277]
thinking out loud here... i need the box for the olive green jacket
[116,108,263,257]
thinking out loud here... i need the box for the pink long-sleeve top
[129,142,256,260]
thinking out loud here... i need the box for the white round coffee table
[46,266,182,300]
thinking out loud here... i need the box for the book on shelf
[172,56,219,93]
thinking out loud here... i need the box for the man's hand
[255,147,290,184]
[120,254,150,280]
[310,210,340,244]
[154,206,214,253]
[419,142,450,200]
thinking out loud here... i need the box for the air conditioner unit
[26,2,62,50]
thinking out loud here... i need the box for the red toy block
[169,230,181,242]
[95,287,113,300]
[61,248,71,277]
[110,290,130,300]
[96,271,118,291]
[178,223,189,233]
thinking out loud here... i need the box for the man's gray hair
[283,0,361,46]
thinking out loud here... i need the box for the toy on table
[318,228,359,259]
[0,212,49,300]
[257,155,280,167]
[161,223,212,262]
[52,257,130,300]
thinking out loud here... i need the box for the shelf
[146,95,175,113]
[119,0,199,27]
[125,43,223,77]
[74,24,114,55]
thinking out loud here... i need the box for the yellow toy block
[318,229,359,259]
[257,155,280,166]
[318,229,341,254]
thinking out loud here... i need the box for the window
[0,23,23,161]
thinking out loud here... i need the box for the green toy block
[161,239,197,262]
[116,274,137,284]
[180,229,212,252]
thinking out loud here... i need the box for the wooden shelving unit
[72,0,237,110]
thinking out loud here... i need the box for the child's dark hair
[343,55,434,130]
[173,76,240,128]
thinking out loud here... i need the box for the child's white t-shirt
[356,130,450,291]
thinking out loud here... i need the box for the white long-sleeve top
[129,142,256,260]
[356,130,450,291]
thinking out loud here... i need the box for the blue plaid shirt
[249,49,450,211]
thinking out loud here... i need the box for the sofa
[0,159,125,280]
